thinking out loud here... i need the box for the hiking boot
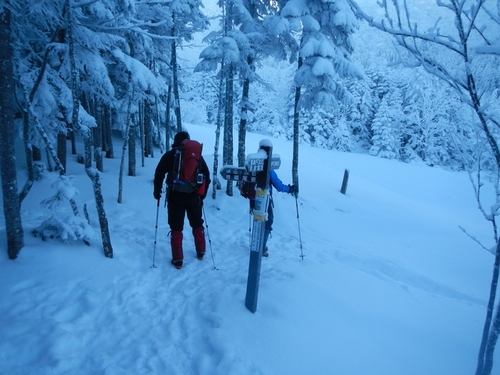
[171,259,183,269]
[197,252,205,260]
[262,246,269,257]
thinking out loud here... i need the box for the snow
[111,49,165,94]
[312,56,336,77]
[0,123,498,374]
[259,139,273,148]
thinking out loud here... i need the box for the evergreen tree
[370,96,398,159]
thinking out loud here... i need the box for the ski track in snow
[328,245,485,306]
[299,196,486,308]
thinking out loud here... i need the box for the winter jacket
[269,170,290,195]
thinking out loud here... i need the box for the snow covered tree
[331,109,353,151]
[346,0,500,372]
[344,76,373,148]
[32,176,95,244]
[267,0,361,186]
[297,106,353,151]
[0,2,24,259]
[196,0,295,195]
[12,0,69,196]
[196,34,233,199]
[370,95,398,159]
[65,0,113,257]
[195,1,240,197]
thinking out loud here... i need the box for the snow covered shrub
[32,176,95,244]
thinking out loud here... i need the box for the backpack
[240,181,256,200]
[172,139,205,194]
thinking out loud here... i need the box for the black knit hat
[173,131,190,147]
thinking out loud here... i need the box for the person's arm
[269,170,290,193]
[153,151,173,198]
[200,156,211,188]
[200,156,211,198]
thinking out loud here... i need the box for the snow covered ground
[0,123,497,374]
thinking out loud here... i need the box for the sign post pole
[244,142,272,313]
[220,140,280,313]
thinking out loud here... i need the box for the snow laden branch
[348,0,464,53]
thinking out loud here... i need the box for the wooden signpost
[220,140,280,313]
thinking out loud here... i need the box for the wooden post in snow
[340,169,349,195]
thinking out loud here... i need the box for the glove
[288,184,298,197]
[153,191,161,200]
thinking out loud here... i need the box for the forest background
[1,0,500,374]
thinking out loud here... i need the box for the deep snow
[0,123,498,374]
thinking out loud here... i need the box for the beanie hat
[173,131,190,147]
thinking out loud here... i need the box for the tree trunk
[483,293,500,375]
[118,85,134,204]
[224,63,234,196]
[66,0,112,258]
[128,123,136,176]
[155,95,162,154]
[57,131,67,173]
[165,85,172,150]
[211,63,225,199]
[476,239,500,375]
[144,99,153,158]
[20,101,34,201]
[139,100,145,167]
[171,25,182,132]
[103,104,114,158]
[0,4,24,259]
[92,97,103,172]
[292,57,302,188]
[69,120,77,154]
[238,73,250,168]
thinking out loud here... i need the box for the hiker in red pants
[153,131,211,270]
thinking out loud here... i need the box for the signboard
[219,167,257,182]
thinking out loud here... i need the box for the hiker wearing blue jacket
[247,170,298,257]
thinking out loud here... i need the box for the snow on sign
[220,156,280,181]
[245,154,281,172]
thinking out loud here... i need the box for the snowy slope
[0,123,496,375]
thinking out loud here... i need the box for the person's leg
[263,202,274,256]
[170,231,183,268]
[192,227,206,259]
[168,191,186,268]
[186,195,205,259]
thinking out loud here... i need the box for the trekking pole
[151,198,160,268]
[202,205,218,270]
[248,210,252,248]
[295,195,304,259]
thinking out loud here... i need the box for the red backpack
[240,181,256,200]
[172,139,205,194]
